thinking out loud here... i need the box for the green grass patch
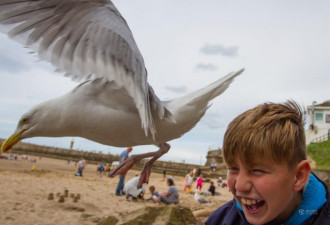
[307,139,330,170]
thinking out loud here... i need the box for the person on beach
[97,163,104,177]
[154,178,179,204]
[115,147,133,196]
[183,171,194,191]
[123,176,146,201]
[147,185,160,202]
[196,174,203,191]
[75,157,86,177]
[206,101,329,225]
[204,181,216,196]
[217,176,222,187]
[162,168,167,181]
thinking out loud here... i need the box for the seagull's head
[1,105,50,153]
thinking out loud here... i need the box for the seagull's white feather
[17,70,242,147]
[0,0,162,137]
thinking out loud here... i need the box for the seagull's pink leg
[109,143,171,188]
[109,152,156,177]
[137,143,170,187]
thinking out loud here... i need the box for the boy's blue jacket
[205,173,330,225]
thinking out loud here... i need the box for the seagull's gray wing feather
[0,0,166,137]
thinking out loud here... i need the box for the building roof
[315,100,330,107]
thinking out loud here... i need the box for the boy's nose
[235,173,252,193]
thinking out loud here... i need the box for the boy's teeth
[241,197,260,205]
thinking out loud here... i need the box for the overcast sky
[0,0,329,165]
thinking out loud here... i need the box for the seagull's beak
[1,128,28,153]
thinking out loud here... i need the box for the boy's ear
[293,160,311,192]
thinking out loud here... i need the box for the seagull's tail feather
[190,68,244,104]
[158,69,243,142]
[167,69,244,113]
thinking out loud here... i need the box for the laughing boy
[206,101,329,225]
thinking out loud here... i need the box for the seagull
[0,0,243,186]
[194,190,210,204]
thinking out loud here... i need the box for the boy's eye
[251,169,266,175]
[228,167,239,173]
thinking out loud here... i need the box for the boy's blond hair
[223,100,306,169]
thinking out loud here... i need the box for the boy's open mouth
[240,197,265,213]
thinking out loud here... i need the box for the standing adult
[76,157,86,177]
[115,147,133,196]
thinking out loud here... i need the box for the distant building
[205,147,223,166]
[306,100,330,144]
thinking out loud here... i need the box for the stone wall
[0,139,201,177]
[1,139,119,163]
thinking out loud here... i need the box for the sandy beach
[0,155,232,225]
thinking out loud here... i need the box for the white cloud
[200,44,239,57]
[196,63,217,71]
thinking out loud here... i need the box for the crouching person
[123,176,146,201]
[206,101,329,225]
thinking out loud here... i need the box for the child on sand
[206,101,329,225]
[204,181,217,196]
[147,185,160,202]
[183,171,194,192]
[97,163,104,177]
[216,176,222,187]
[196,174,203,191]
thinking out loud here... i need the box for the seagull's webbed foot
[137,143,170,188]
[109,143,171,188]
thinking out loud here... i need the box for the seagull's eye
[22,118,29,124]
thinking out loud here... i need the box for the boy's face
[227,158,300,225]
